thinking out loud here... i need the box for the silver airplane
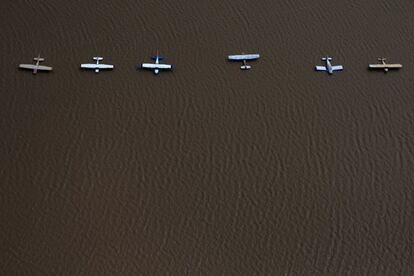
[19,54,53,74]
[368,58,402,72]
[315,56,343,74]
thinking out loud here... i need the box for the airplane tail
[241,65,251,70]
[33,57,45,62]
[93,57,104,61]
[151,55,164,61]
[322,56,332,61]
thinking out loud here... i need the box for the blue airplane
[315,56,343,74]
[139,53,174,75]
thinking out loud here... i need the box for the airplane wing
[315,66,327,71]
[81,64,97,69]
[141,63,173,70]
[19,64,37,70]
[332,65,343,71]
[81,64,114,69]
[387,64,402,68]
[228,54,260,60]
[36,65,53,71]
[97,64,114,69]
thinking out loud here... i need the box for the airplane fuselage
[33,60,40,74]
[380,60,389,72]
[325,58,333,74]
[154,57,160,74]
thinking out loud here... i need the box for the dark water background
[1,1,414,275]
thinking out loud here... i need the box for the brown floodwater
[1,1,414,275]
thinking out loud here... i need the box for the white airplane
[315,56,343,74]
[81,57,114,73]
[227,53,260,70]
[368,58,402,72]
[139,54,174,75]
[19,54,53,74]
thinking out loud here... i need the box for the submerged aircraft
[227,53,260,70]
[368,58,402,72]
[80,57,114,73]
[139,54,174,75]
[315,56,343,74]
[18,54,53,74]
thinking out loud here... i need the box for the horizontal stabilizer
[240,65,251,70]
[93,57,104,61]
[322,57,332,61]
[33,57,45,62]
[228,54,260,61]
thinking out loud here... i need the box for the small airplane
[227,53,260,70]
[368,58,402,72]
[139,54,174,75]
[80,57,114,73]
[18,54,53,74]
[315,56,343,74]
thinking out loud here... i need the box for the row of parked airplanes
[18,53,403,75]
